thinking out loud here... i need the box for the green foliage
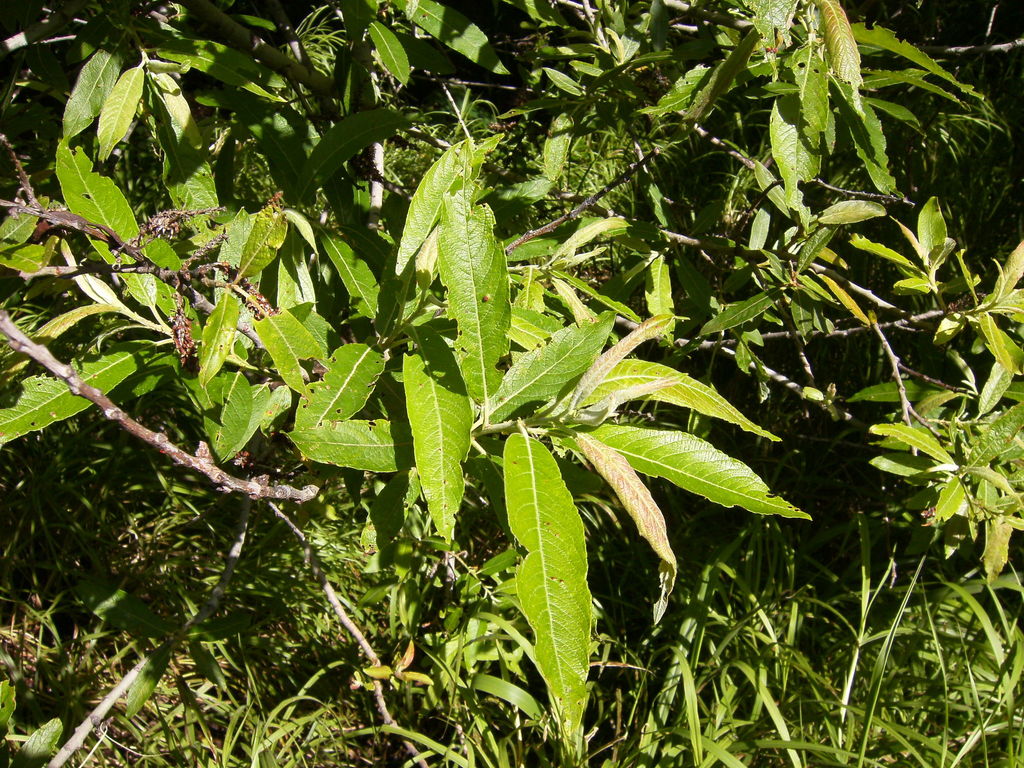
[1,0,1022,764]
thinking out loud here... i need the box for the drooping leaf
[489,313,615,423]
[438,191,511,410]
[125,642,174,718]
[589,424,808,518]
[977,314,1024,375]
[869,423,954,464]
[645,256,674,321]
[575,433,676,623]
[404,327,473,540]
[211,373,255,459]
[0,350,138,445]
[156,35,281,100]
[503,433,590,737]
[770,94,818,210]
[983,518,1013,582]
[835,83,896,193]
[684,30,760,123]
[75,579,176,637]
[400,0,510,75]
[852,23,980,98]
[321,233,380,317]
[10,717,62,768]
[298,109,410,201]
[63,48,124,138]
[295,344,385,429]
[149,71,219,209]
[96,64,144,160]
[253,309,326,396]
[369,22,411,84]
[289,420,413,472]
[582,359,779,440]
[818,200,886,225]
[199,292,241,386]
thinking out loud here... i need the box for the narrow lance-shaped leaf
[503,433,591,737]
[64,49,123,139]
[97,64,144,161]
[582,359,780,440]
[321,233,379,317]
[237,202,288,279]
[869,423,954,463]
[543,112,573,183]
[438,191,511,411]
[489,313,615,423]
[590,424,808,518]
[294,344,385,429]
[401,0,510,75]
[570,315,673,411]
[815,0,861,88]
[125,642,174,718]
[253,309,325,396]
[396,140,470,275]
[0,350,138,445]
[684,30,760,123]
[369,22,411,84]
[199,292,240,386]
[575,433,677,623]
[404,327,473,540]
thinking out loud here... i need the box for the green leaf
[770,94,817,210]
[238,202,287,279]
[542,112,573,183]
[125,643,173,718]
[295,344,385,429]
[322,233,380,317]
[849,234,917,271]
[645,256,674,321]
[298,109,410,201]
[583,359,779,440]
[75,579,176,637]
[916,196,946,260]
[0,680,14,732]
[438,192,511,410]
[983,518,1013,582]
[503,433,590,737]
[63,49,123,139]
[55,142,139,241]
[641,64,711,117]
[684,30,760,123]
[551,218,629,265]
[818,200,887,225]
[571,315,673,411]
[253,309,326,396]
[157,36,281,101]
[97,64,144,161]
[0,350,137,445]
[934,476,966,522]
[835,83,896,193]
[400,0,510,75]
[750,0,799,43]
[543,66,583,96]
[211,374,255,459]
[815,0,861,87]
[369,22,411,84]
[589,424,808,518]
[869,423,954,464]
[968,403,1024,466]
[489,313,615,422]
[575,433,676,623]
[700,289,781,335]
[289,420,413,472]
[852,24,980,99]
[396,140,470,275]
[977,314,1024,375]
[199,293,241,387]
[404,327,473,540]
[10,718,62,768]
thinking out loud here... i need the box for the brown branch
[0,0,89,60]
[919,38,1024,55]
[0,312,317,503]
[268,502,429,768]
[48,499,252,768]
[506,147,661,255]
[809,178,914,207]
[175,0,335,97]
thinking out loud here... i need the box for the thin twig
[48,499,252,768]
[0,312,317,502]
[809,178,914,207]
[810,263,901,312]
[506,147,661,254]
[693,124,756,170]
[873,322,913,426]
[267,502,429,768]
[919,38,1024,55]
